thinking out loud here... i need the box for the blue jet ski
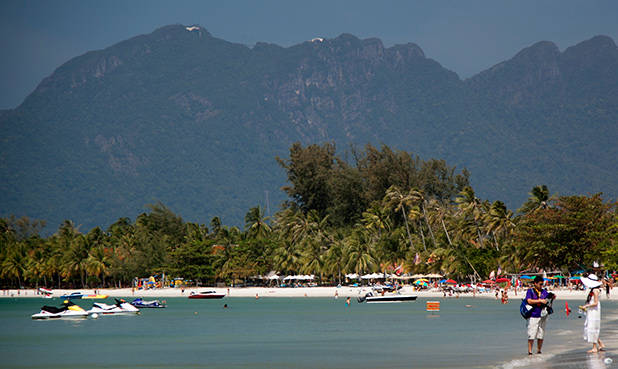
[130,298,166,308]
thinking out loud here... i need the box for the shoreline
[0,286,603,300]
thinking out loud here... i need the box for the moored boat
[357,286,417,303]
[363,294,418,303]
[188,290,225,299]
[87,299,140,315]
[60,292,108,299]
[32,300,88,320]
[130,298,166,308]
[82,294,109,299]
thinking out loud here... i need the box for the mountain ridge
[1,25,616,230]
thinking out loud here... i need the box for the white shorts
[528,316,547,340]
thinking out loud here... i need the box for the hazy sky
[1,0,617,109]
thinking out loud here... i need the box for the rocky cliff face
[1,25,616,229]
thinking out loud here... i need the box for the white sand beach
[0,285,604,300]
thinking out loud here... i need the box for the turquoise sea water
[0,296,616,368]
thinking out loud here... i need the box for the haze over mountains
[1,24,616,230]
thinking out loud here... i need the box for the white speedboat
[357,287,417,303]
[188,290,225,299]
[32,301,88,320]
[87,299,140,315]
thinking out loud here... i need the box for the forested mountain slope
[1,25,616,230]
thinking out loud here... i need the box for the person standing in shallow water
[580,274,606,353]
[526,276,552,355]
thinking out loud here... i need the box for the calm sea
[0,296,616,368]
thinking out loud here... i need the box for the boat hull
[188,294,225,299]
[88,302,140,315]
[365,295,418,303]
[32,311,88,320]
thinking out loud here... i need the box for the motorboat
[87,299,140,315]
[32,300,88,320]
[188,290,225,299]
[82,294,109,299]
[60,292,108,299]
[61,292,85,299]
[357,286,417,303]
[130,298,166,308]
[38,287,53,296]
[39,287,53,299]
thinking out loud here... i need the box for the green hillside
[1,25,616,230]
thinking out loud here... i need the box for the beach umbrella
[425,273,443,278]
[570,276,581,280]
[445,279,457,284]
[414,280,428,287]
[520,275,533,279]
[495,278,509,283]
[482,279,495,284]
[439,279,447,283]
[345,273,359,279]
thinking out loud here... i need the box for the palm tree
[485,200,515,251]
[86,245,111,287]
[360,204,392,241]
[323,234,345,284]
[1,246,26,287]
[455,186,486,249]
[384,185,416,251]
[518,185,550,215]
[272,241,301,274]
[410,190,437,248]
[244,206,271,239]
[343,229,376,276]
[62,234,90,288]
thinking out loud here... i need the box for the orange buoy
[426,301,440,312]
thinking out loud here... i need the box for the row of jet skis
[32,298,166,320]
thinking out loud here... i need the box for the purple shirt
[525,288,549,318]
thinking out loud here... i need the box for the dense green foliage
[1,26,616,231]
[1,145,615,288]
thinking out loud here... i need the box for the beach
[1,285,601,300]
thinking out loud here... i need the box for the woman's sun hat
[581,273,602,289]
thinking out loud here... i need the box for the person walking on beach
[526,276,553,355]
[579,274,606,353]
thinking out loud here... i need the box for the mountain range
[1,24,616,230]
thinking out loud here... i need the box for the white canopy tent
[361,273,384,279]
[283,275,315,281]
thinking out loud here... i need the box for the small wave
[497,353,554,369]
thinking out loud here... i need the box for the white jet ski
[88,299,140,315]
[32,300,88,320]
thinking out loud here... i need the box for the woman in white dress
[580,274,606,353]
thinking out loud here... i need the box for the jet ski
[32,300,88,320]
[87,298,140,315]
[130,298,166,308]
